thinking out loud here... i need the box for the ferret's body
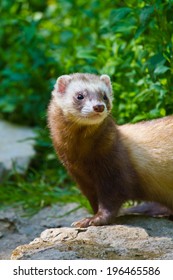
[48,73,173,227]
[120,117,173,208]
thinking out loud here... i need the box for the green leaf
[111,21,136,34]
[139,6,154,26]
[160,108,166,116]
[148,53,165,66]
[131,114,147,123]
[1,103,16,113]
[147,53,166,72]
[110,8,132,25]
[148,108,161,118]
[76,49,96,60]
[154,65,170,75]
[60,30,74,43]
[134,26,146,39]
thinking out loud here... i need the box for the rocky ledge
[0,203,89,259]
[7,205,173,260]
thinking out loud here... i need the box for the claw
[71,217,92,228]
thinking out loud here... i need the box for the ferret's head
[52,73,113,125]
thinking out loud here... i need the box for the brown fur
[48,74,173,227]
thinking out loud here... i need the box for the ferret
[47,73,173,227]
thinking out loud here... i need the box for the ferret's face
[52,73,113,125]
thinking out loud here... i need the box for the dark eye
[77,93,84,100]
[103,94,108,101]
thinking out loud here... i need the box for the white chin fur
[65,110,107,125]
[78,114,107,125]
[72,117,106,126]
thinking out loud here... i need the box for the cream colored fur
[119,116,173,208]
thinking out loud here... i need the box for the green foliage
[0,172,91,215]
[0,0,173,210]
[0,0,173,125]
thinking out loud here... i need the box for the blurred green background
[0,0,173,213]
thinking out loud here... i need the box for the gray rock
[1,203,173,260]
[10,211,173,260]
[0,120,36,180]
[0,203,89,259]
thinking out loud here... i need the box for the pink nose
[93,104,105,113]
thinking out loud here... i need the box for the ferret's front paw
[71,217,93,228]
[71,213,112,228]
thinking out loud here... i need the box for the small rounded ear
[54,75,72,94]
[100,74,111,89]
